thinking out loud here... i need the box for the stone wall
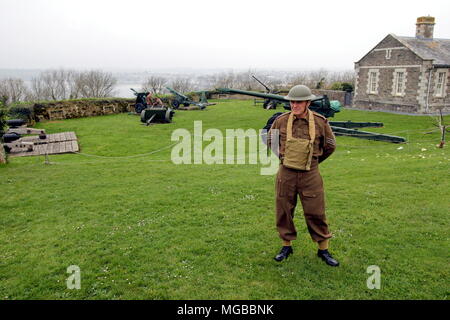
[427,67,450,113]
[32,99,135,122]
[351,99,421,113]
[312,89,348,105]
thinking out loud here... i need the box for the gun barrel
[251,75,271,92]
[6,119,26,128]
[331,126,406,143]
[216,88,287,102]
[166,87,189,99]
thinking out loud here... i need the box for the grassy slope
[0,100,449,299]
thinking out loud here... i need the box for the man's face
[290,100,311,116]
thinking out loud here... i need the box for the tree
[212,71,235,89]
[263,76,284,93]
[76,70,117,98]
[435,109,448,148]
[169,77,194,93]
[0,102,7,163]
[28,69,118,101]
[327,70,355,90]
[235,69,259,91]
[330,81,354,91]
[30,76,49,101]
[0,78,29,104]
[288,71,310,87]
[30,69,80,101]
[309,69,329,88]
[141,76,167,95]
[0,100,7,135]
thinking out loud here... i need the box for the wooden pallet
[8,132,79,157]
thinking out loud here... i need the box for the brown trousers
[275,160,332,242]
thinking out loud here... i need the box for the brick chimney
[416,16,435,40]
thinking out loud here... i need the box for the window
[436,72,446,97]
[395,71,404,95]
[386,49,392,59]
[367,69,379,94]
[392,69,407,96]
[369,72,377,93]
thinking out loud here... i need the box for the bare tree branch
[0,78,29,104]
[169,77,194,93]
[76,70,117,98]
[142,76,168,95]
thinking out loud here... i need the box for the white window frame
[370,72,377,92]
[367,69,379,95]
[385,49,392,60]
[395,72,404,94]
[434,69,447,98]
[392,68,407,97]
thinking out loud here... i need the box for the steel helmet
[284,85,316,101]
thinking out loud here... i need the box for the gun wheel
[135,103,146,113]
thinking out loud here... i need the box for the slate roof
[392,34,450,67]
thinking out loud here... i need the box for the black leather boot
[317,249,339,267]
[274,246,293,262]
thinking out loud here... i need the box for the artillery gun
[166,87,215,110]
[130,88,175,125]
[140,107,175,126]
[251,75,281,109]
[2,119,47,153]
[216,87,406,143]
[130,88,149,113]
[217,88,340,117]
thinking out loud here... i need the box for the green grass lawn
[1,100,449,300]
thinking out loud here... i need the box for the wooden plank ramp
[8,132,79,158]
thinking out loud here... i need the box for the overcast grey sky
[1,0,449,71]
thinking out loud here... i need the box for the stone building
[353,16,450,113]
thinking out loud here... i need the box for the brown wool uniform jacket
[267,111,336,164]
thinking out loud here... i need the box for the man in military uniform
[267,85,339,267]
[145,93,164,107]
